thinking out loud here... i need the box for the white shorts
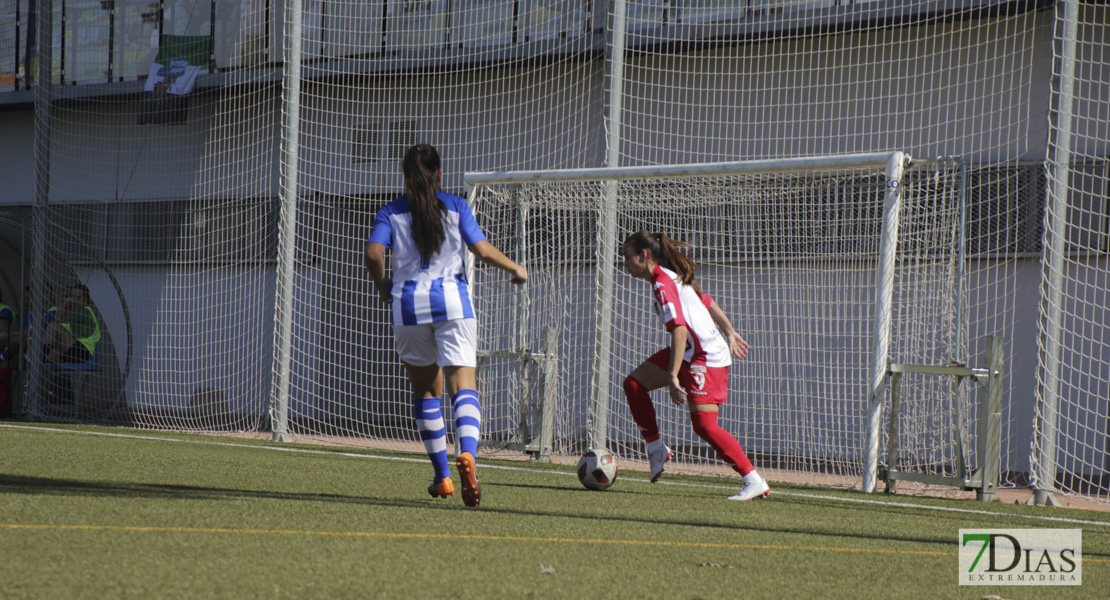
[394,318,477,368]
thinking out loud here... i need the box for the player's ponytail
[403,144,447,263]
[624,230,704,296]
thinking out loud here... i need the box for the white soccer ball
[576,449,619,491]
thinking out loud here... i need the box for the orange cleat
[456,452,481,508]
[428,477,455,499]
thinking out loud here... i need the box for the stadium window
[522,0,590,42]
[0,0,33,91]
[350,119,421,166]
[1064,159,1110,255]
[352,122,384,164]
[965,164,1046,258]
[387,120,419,161]
[454,0,515,49]
[4,0,1042,92]
[62,198,281,265]
[104,200,186,262]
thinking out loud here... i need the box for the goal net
[22,0,1110,502]
[467,154,972,486]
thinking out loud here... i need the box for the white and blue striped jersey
[368,191,487,326]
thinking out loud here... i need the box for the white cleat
[728,475,770,501]
[648,445,673,483]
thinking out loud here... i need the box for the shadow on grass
[0,473,1029,555]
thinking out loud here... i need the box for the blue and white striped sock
[452,389,481,459]
[413,397,450,482]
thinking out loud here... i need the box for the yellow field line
[0,523,943,559]
[5,523,1108,563]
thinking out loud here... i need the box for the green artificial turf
[2,422,1107,599]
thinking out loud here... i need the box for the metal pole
[863,151,908,493]
[954,157,967,364]
[517,192,529,354]
[977,336,1004,502]
[26,0,54,416]
[270,0,305,442]
[587,0,627,451]
[538,326,557,462]
[885,371,902,494]
[604,0,627,174]
[516,192,531,446]
[1033,0,1080,507]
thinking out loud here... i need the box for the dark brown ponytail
[403,144,446,263]
[624,230,704,296]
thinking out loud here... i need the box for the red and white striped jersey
[650,265,731,368]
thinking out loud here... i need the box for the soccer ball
[576,449,619,491]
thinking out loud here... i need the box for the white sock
[646,438,664,454]
[743,470,762,483]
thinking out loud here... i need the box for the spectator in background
[43,284,101,365]
[0,291,14,365]
[0,286,33,367]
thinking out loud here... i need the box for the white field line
[4,423,1109,529]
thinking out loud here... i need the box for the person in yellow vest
[43,284,100,365]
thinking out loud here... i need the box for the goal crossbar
[464,152,910,190]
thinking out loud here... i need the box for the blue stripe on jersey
[429,278,447,321]
[372,192,487,325]
[400,280,418,326]
[456,274,474,319]
[450,193,487,246]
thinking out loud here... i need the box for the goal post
[863,151,907,494]
[464,151,977,487]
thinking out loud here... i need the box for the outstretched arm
[706,298,749,360]
[667,325,689,405]
[364,242,391,303]
[469,240,528,284]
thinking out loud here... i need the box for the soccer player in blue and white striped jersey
[365,144,526,507]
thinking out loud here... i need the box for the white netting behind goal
[17,2,279,428]
[1034,2,1110,501]
[271,0,601,448]
[470,161,967,481]
[15,0,1110,503]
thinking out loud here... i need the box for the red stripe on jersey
[649,265,729,368]
[651,267,685,331]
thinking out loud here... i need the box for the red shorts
[646,348,729,405]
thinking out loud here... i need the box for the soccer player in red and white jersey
[621,230,770,501]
